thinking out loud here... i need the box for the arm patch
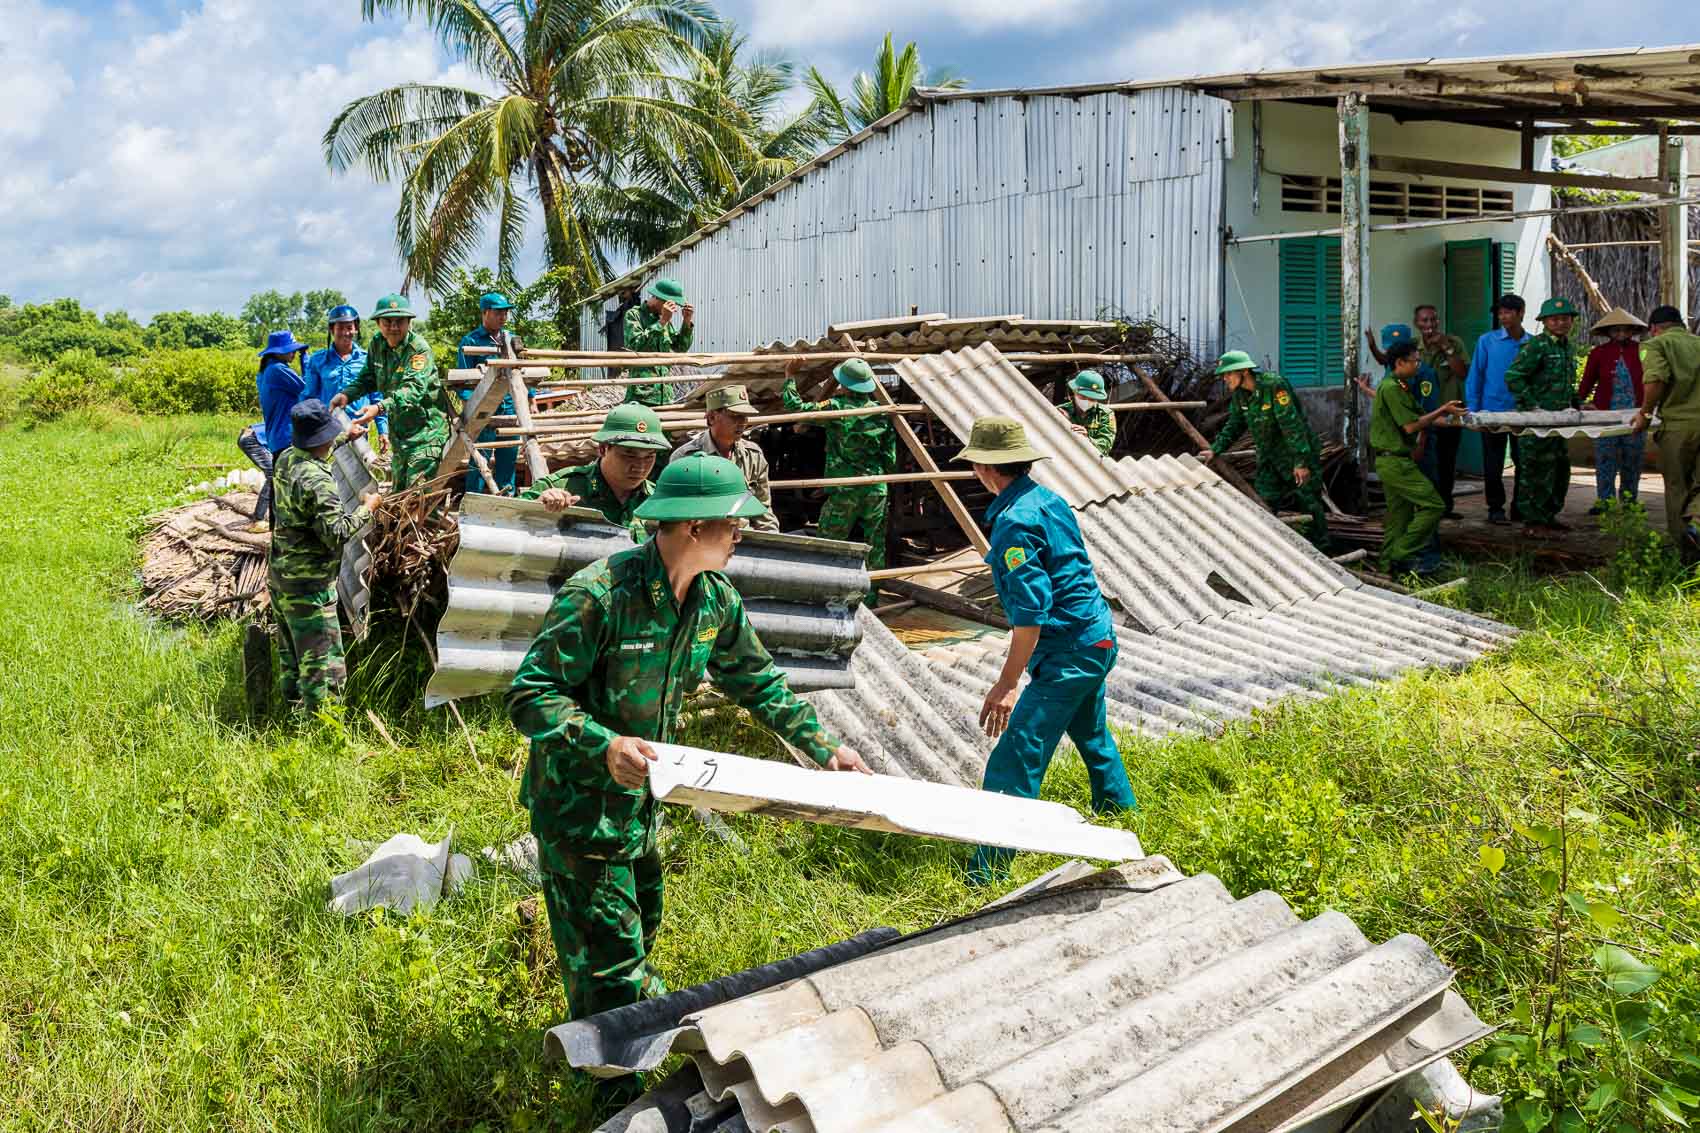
[1003,545,1029,572]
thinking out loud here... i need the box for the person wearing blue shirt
[256,330,310,524]
[457,291,533,494]
[956,415,1137,884]
[1464,293,1533,524]
[304,305,386,447]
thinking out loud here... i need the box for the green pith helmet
[1214,350,1256,376]
[1068,370,1108,401]
[954,415,1047,464]
[593,403,671,450]
[648,278,686,304]
[635,453,769,521]
[479,291,514,311]
[833,358,876,393]
[1537,296,1580,321]
[373,292,415,320]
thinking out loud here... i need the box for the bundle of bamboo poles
[362,477,461,622]
[139,493,270,619]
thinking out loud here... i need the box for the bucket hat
[954,416,1046,464]
[635,454,769,521]
[290,399,342,450]
[258,330,310,358]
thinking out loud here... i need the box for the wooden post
[1658,127,1692,314]
[1339,92,1372,486]
[1520,122,1536,172]
[771,471,978,490]
[438,366,512,475]
[507,369,551,482]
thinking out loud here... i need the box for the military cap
[832,358,877,393]
[1068,370,1108,401]
[1214,349,1256,375]
[635,453,769,521]
[647,278,687,304]
[593,403,671,450]
[1380,323,1415,349]
[1536,296,1580,321]
[373,293,416,320]
[479,292,514,311]
[954,416,1047,464]
[290,398,342,450]
[704,384,757,416]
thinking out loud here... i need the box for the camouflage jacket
[621,306,694,406]
[1211,371,1320,469]
[779,380,897,489]
[1061,401,1116,455]
[1503,333,1578,412]
[672,429,779,532]
[507,539,839,857]
[268,444,371,593]
[343,329,450,445]
[522,461,653,542]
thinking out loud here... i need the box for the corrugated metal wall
[580,89,1228,355]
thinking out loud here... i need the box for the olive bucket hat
[635,453,770,522]
[593,403,672,450]
[1068,370,1108,401]
[1537,296,1580,321]
[954,415,1047,464]
[1214,350,1257,376]
[373,292,416,320]
[832,357,877,394]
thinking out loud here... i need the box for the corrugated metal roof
[328,415,379,640]
[1464,408,1642,437]
[898,344,1144,507]
[423,495,869,707]
[553,857,1494,1133]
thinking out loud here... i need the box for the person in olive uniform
[672,385,779,533]
[1502,296,1582,535]
[330,293,450,490]
[1202,351,1329,549]
[522,404,672,541]
[506,454,868,1072]
[621,279,694,407]
[1633,304,1700,553]
[1366,342,1466,575]
[1060,370,1116,455]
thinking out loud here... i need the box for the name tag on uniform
[620,640,657,653]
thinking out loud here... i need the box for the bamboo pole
[502,402,938,437]
[772,471,978,490]
[507,368,551,481]
[1545,233,1613,314]
[478,351,1162,377]
[866,562,988,581]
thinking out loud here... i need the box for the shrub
[21,349,116,420]
[113,349,259,416]
[14,319,143,362]
[1598,497,1683,593]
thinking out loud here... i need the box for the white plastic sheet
[329,832,473,916]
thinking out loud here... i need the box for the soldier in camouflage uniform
[506,454,869,1046]
[521,404,671,541]
[672,385,779,532]
[268,399,380,712]
[781,357,896,605]
[621,279,694,407]
[1502,296,1581,533]
[330,293,450,490]
[1204,351,1329,549]
[1060,370,1116,455]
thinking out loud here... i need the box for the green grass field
[3,410,1698,1132]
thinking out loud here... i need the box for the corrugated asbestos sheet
[578,89,1228,358]
[328,416,378,640]
[424,495,869,707]
[1464,408,1641,438]
[552,858,1495,1133]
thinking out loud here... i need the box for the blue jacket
[984,475,1114,659]
[1465,327,1533,412]
[304,344,386,435]
[257,361,305,453]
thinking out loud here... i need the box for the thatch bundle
[1552,198,1699,318]
[140,493,269,619]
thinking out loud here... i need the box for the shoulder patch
[1274,389,1291,407]
[1419,380,1433,397]
[1003,545,1028,572]
[408,353,429,372]
[696,625,718,643]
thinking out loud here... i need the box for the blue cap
[479,292,514,311]
[1380,323,1415,350]
[327,305,360,325]
[258,329,310,358]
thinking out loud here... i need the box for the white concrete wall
[1221,102,1553,371]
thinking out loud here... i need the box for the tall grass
[2,412,1696,1131]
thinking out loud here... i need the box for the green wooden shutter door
[1495,240,1518,297]
[1445,238,1494,356]
[1279,237,1342,388]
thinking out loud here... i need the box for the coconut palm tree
[600,23,832,258]
[323,0,742,310]
[804,33,966,144]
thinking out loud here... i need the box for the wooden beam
[771,471,978,490]
[1340,92,1371,478]
[1368,153,1663,194]
[872,367,989,556]
[1521,122,1536,172]
[880,578,1008,630]
[1545,233,1613,314]
[437,367,510,475]
[507,369,551,482]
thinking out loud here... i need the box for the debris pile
[139,493,269,619]
[363,479,461,623]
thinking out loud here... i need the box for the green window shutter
[1445,238,1494,357]
[1494,240,1518,297]
[1279,237,1342,388]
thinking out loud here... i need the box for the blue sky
[1,0,1688,319]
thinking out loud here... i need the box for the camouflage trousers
[541,848,667,1020]
[1254,461,1329,550]
[818,486,887,606]
[1512,436,1570,525]
[392,424,450,491]
[269,582,345,710]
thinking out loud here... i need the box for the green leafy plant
[20,348,116,420]
[1185,762,1357,916]
[1598,497,1684,594]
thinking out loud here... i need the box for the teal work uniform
[1370,373,1444,572]
[970,474,1136,884]
[457,326,532,494]
[1210,371,1329,549]
[621,307,693,407]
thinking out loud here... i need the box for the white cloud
[0,0,81,141]
[743,0,1102,48]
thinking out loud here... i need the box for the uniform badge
[1420,381,1433,397]
[636,420,649,433]
[695,625,717,643]
[408,353,427,371]
[1274,389,1291,407]
[1003,546,1028,572]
